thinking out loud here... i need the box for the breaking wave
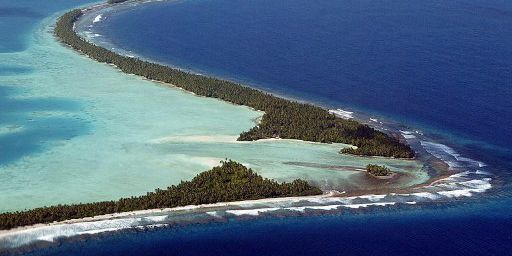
[420,141,486,169]
[328,109,354,119]
[0,2,498,252]
[92,14,102,23]
[0,165,493,251]
[0,126,495,252]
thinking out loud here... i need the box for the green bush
[55,9,415,159]
[0,160,321,230]
[366,164,392,176]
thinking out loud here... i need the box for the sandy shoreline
[74,0,361,112]
[0,0,492,243]
[74,0,432,162]
[0,165,491,239]
[0,164,477,238]
[0,194,336,238]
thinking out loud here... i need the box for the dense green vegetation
[366,164,393,176]
[55,8,414,158]
[0,161,321,230]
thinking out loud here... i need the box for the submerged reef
[56,8,414,159]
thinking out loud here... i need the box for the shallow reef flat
[0,10,427,213]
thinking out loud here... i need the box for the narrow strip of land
[0,0,418,232]
[0,161,321,230]
[58,6,415,159]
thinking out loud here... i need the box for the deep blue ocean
[2,0,512,255]
[95,0,512,159]
[21,202,512,256]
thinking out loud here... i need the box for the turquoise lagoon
[0,1,508,254]
[0,5,427,213]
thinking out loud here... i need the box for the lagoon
[0,1,428,213]
[0,0,510,254]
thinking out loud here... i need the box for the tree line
[55,8,414,158]
[366,164,392,176]
[0,161,321,230]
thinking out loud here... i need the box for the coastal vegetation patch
[55,8,414,159]
[366,164,393,177]
[0,161,321,230]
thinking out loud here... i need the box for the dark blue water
[95,0,512,158]
[22,200,512,256]
[2,0,512,255]
[60,1,512,253]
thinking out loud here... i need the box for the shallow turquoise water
[92,0,512,154]
[0,1,428,213]
[0,1,508,254]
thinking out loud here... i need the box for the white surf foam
[357,194,387,202]
[409,192,441,200]
[0,175,494,250]
[142,215,168,222]
[283,205,341,212]
[225,201,398,216]
[328,109,353,119]
[437,180,491,197]
[93,14,102,23]
[226,207,280,216]
[0,218,138,248]
[420,141,486,169]
[400,130,416,139]
[206,211,222,218]
[77,227,124,236]
[342,202,396,209]
[475,170,491,175]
